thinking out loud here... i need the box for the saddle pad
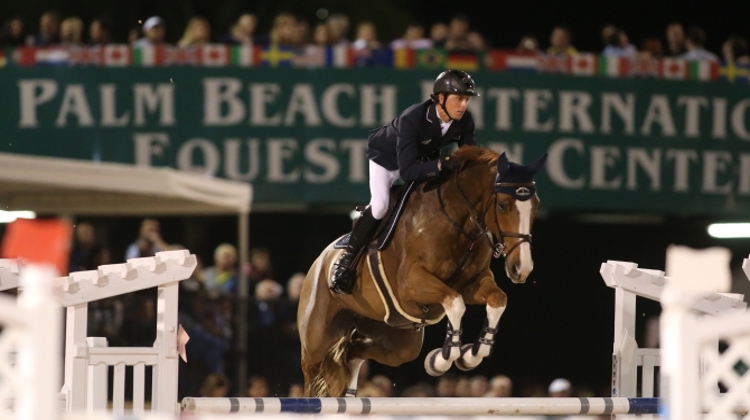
[366,244,445,328]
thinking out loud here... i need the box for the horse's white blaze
[346,358,365,395]
[515,200,534,277]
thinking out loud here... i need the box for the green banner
[2,67,750,214]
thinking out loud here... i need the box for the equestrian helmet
[432,70,480,98]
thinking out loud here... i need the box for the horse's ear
[497,152,510,177]
[528,153,548,175]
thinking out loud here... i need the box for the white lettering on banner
[55,85,94,127]
[177,138,220,175]
[590,146,622,189]
[677,96,708,138]
[133,84,175,126]
[360,84,396,126]
[267,138,300,182]
[133,132,170,166]
[740,154,750,194]
[641,95,676,137]
[665,149,698,192]
[18,79,58,128]
[712,97,728,139]
[486,142,524,163]
[250,83,283,126]
[702,151,733,193]
[731,99,750,141]
[100,84,130,127]
[523,90,554,132]
[224,139,260,181]
[547,138,586,188]
[203,78,245,125]
[321,84,357,127]
[304,139,340,182]
[601,93,635,134]
[559,91,595,134]
[285,84,321,126]
[467,88,484,129]
[340,139,368,182]
[627,148,662,191]
[487,88,520,131]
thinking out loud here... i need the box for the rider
[331,69,480,294]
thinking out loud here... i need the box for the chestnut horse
[298,146,547,397]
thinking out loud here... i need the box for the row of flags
[4,45,750,83]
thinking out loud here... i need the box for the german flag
[446,52,479,72]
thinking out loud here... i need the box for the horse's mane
[452,145,499,168]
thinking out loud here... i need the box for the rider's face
[442,93,471,120]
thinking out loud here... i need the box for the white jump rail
[600,260,747,400]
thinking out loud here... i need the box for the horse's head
[490,152,547,283]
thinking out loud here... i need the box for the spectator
[288,383,304,397]
[60,17,84,46]
[430,23,448,48]
[200,373,231,397]
[468,375,489,397]
[245,247,273,284]
[445,14,471,52]
[248,279,284,391]
[681,26,719,62]
[127,26,141,45]
[134,16,167,47]
[401,382,435,397]
[32,10,61,46]
[89,17,113,45]
[640,37,664,58]
[484,375,512,397]
[269,13,296,46]
[435,372,458,397]
[125,218,168,260]
[390,24,433,50]
[292,17,310,46]
[467,31,486,52]
[723,36,750,65]
[0,17,26,47]
[547,26,577,56]
[246,375,269,397]
[219,13,257,45]
[327,13,350,45]
[516,35,541,54]
[601,25,637,57]
[455,375,471,396]
[202,244,239,297]
[352,21,380,50]
[665,21,686,56]
[178,16,211,47]
[548,378,573,397]
[371,374,394,397]
[69,222,97,272]
[312,23,332,46]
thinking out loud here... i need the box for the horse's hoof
[424,348,449,377]
[455,344,478,372]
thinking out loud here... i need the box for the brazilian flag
[416,48,447,70]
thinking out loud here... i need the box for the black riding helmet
[430,69,479,120]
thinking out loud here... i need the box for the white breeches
[368,160,400,220]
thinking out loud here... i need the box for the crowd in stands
[2,10,749,65]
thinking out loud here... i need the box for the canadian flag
[104,45,130,66]
[661,58,689,80]
[201,44,229,66]
[570,54,596,76]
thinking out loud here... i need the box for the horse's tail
[307,333,353,397]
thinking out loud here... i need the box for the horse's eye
[497,201,508,212]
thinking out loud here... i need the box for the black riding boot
[331,208,381,294]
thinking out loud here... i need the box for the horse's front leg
[456,268,507,371]
[400,265,465,377]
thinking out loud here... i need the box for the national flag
[689,60,719,81]
[201,44,229,66]
[661,58,689,80]
[485,51,540,73]
[570,54,596,76]
[623,57,660,78]
[598,56,624,77]
[15,47,70,66]
[354,48,393,67]
[719,62,750,83]
[260,45,294,67]
[69,46,103,66]
[0,51,5,67]
[326,45,353,68]
[415,48,447,70]
[393,48,416,69]
[230,45,259,66]
[446,53,478,71]
[539,55,570,74]
[163,46,201,66]
[103,45,130,66]
[132,45,159,66]
[293,45,326,67]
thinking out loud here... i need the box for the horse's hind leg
[455,267,507,371]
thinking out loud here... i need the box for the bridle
[436,170,534,268]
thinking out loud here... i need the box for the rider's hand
[440,155,460,172]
